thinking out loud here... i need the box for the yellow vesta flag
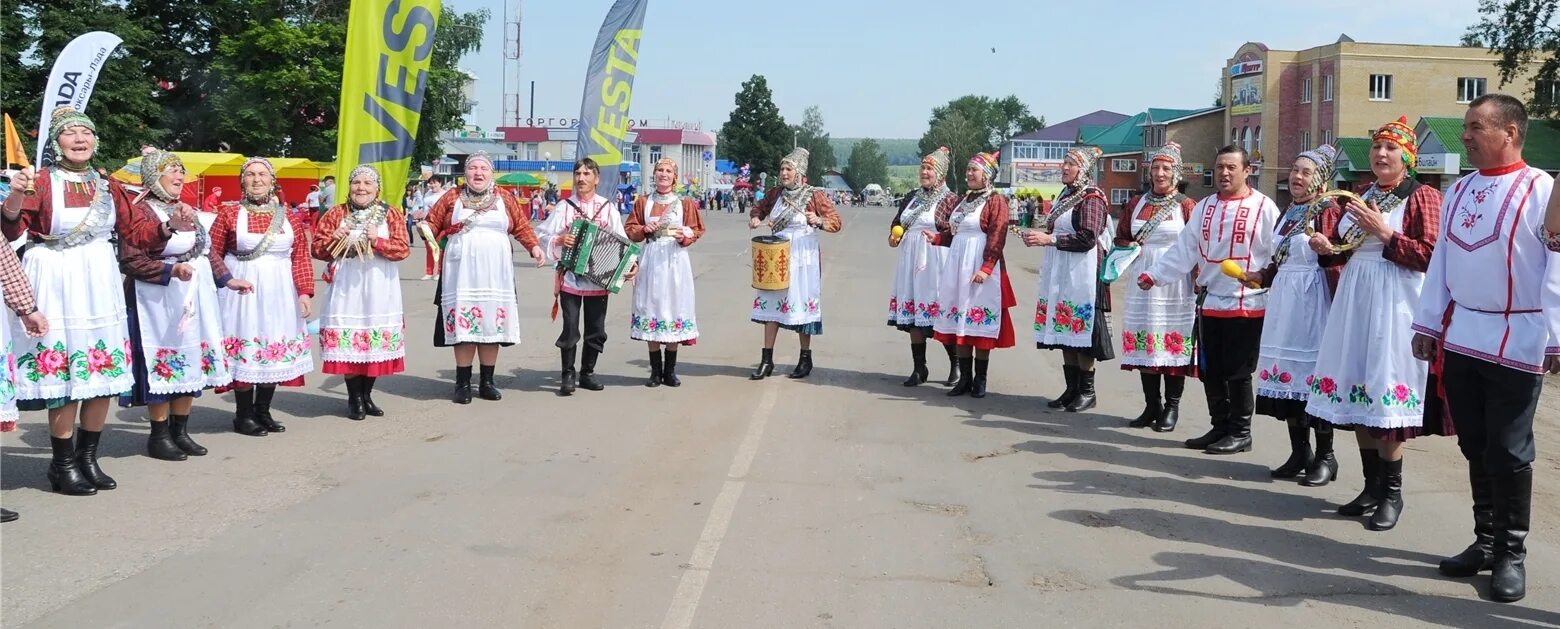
[334,0,442,204]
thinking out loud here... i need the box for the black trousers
[1442,351,1542,475]
[1199,316,1263,381]
[556,292,608,353]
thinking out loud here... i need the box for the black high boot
[361,377,384,416]
[662,350,681,387]
[750,348,775,380]
[146,419,187,461]
[479,364,503,400]
[1270,419,1312,478]
[1129,374,1162,428]
[946,357,975,396]
[169,414,207,456]
[1155,375,1184,433]
[578,349,605,391]
[253,385,284,433]
[1206,377,1254,454]
[903,343,929,387]
[1367,457,1405,531]
[559,347,578,396]
[646,349,664,388]
[787,349,814,379]
[1440,462,1495,577]
[1185,378,1230,450]
[1490,469,1532,603]
[1338,449,1384,517]
[452,365,474,404]
[346,377,367,421]
[1065,369,1097,412]
[74,429,116,490]
[1047,365,1078,409]
[970,357,990,398]
[233,387,267,436]
[942,343,959,386]
[0,508,15,522]
[1301,423,1338,487]
[47,435,96,496]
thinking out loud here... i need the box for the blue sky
[447,0,1478,138]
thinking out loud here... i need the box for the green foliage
[208,18,346,160]
[832,137,921,165]
[719,75,791,185]
[1466,0,1560,117]
[917,95,1044,191]
[842,138,888,190]
[792,105,835,186]
[920,111,988,192]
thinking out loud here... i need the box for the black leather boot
[1270,419,1312,478]
[146,419,187,461]
[1206,377,1254,454]
[233,388,267,436]
[942,343,959,386]
[479,364,503,400]
[75,429,117,490]
[646,349,664,388]
[1490,469,1532,603]
[1368,457,1405,530]
[970,357,989,398]
[253,385,284,433]
[787,349,813,379]
[1047,365,1078,409]
[452,365,473,404]
[559,347,578,396]
[903,343,929,387]
[361,377,384,416]
[346,377,367,421]
[169,414,207,456]
[578,349,605,391]
[1155,375,1184,433]
[1440,462,1495,577]
[1129,373,1162,428]
[1185,378,1230,450]
[47,435,96,496]
[1338,449,1384,517]
[750,348,774,380]
[0,508,15,522]
[1301,423,1338,487]
[947,356,974,396]
[662,350,681,387]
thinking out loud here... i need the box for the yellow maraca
[1220,259,1260,289]
[890,224,905,245]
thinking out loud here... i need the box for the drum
[751,236,789,291]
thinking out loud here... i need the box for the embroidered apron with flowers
[136,207,231,394]
[1255,206,1331,401]
[1034,202,1102,348]
[630,198,699,342]
[751,197,823,328]
[321,213,405,363]
[440,196,521,344]
[1120,197,1197,367]
[219,207,313,383]
[933,197,1005,339]
[887,192,948,329]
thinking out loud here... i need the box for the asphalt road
[3,204,1559,628]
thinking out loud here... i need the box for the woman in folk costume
[424,152,545,403]
[625,157,705,387]
[210,157,315,437]
[927,151,1016,398]
[747,147,842,380]
[888,146,960,387]
[120,149,253,460]
[312,165,409,420]
[3,106,178,495]
[1,243,50,520]
[1115,142,1197,431]
[1244,145,1343,485]
[1307,117,1446,531]
[1023,146,1114,412]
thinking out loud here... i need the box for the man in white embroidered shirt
[1412,93,1560,604]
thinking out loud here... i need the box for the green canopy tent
[496,172,543,186]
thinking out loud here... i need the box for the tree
[208,18,347,160]
[792,105,835,186]
[920,111,989,192]
[843,138,887,190]
[719,75,790,186]
[920,95,1043,150]
[1465,0,1560,117]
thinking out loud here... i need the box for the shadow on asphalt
[1032,469,1336,521]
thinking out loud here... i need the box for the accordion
[559,218,641,294]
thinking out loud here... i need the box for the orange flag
[3,113,29,168]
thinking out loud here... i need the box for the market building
[435,119,718,193]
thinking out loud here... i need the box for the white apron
[1255,208,1331,401]
[1033,204,1102,348]
[321,215,406,363]
[751,198,823,328]
[1120,198,1197,366]
[630,200,698,342]
[12,173,134,400]
[135,209,231,394]
[1,308,15,424]
[440,196,521,344]
[932,198,1005,339]
[219,208,313,383]
[1307,203,1427,428]
[887,194,948,329]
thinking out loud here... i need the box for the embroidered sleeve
[624,198,650,243]
[112,180,172,252]
[980,196,1009,274]
[811,191,842,233]
[503,191,541,251]
[930,195,957,247]
[0,242,36,315]
[750,188,777,221]
[206,206,233,267]
[287,211,315,297]
[118,201,172,284]
[1383,185,1442,273]
[374,207,412,261]
[1,171,43,240]
[1113,196,1138,247]
[424,190,456,236]
[678,199,705,248]
[1545,229,1560,253]
[1054,193,1106,253]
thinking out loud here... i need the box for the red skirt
[933,268,1017,350]
[322,358,405,377]
[215,376,305,393]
